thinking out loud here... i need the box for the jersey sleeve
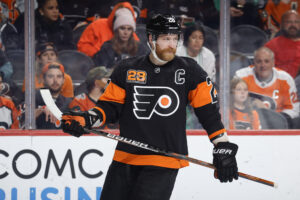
[94,63,126,124]
[281,72,300,118]
[187,60,226,143]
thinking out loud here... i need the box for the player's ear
[148,35,154,49]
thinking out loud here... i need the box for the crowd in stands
[0,0,300,130]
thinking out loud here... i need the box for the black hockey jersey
[95,55,226,169]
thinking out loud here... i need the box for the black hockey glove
[61,109,103,137]
[213,142,238,183]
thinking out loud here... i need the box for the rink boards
[0,130,299,200]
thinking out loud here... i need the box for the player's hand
[61,109,103,137]
[213,142,238,183]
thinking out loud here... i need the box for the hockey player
[61,14,239,200]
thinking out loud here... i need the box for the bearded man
[35,62,72,129]
[265,10,300,78]
[61,14,239,200]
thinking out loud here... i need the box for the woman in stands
[229,77,261,130]
[92,7,147,69]
[14,0,75,50]
[176,22,216,82]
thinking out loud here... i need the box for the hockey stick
[40,89,277,188]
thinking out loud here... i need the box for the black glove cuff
[91,107,104,122]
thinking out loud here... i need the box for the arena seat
[203,25,219,54]
[135,23,147,47]
[215,51,252,83]
[72,23,88,45]
[6,49,25,85]
[230,25,268,59]
[256,108,288,129]
[58,50,95,86]
[295,74,300,100]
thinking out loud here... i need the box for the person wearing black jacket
[14,0,75,51]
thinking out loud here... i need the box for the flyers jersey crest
[133,86,179,119]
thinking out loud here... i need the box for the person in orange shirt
[261,0,300,37]
[22,42,74,98]
[68,66,118,129]
[0,72,19,130]
[69,66,111,111]
[77,1,139,57]
[229,77,261,130]
[235,46,299,127]
[0,0,19,24]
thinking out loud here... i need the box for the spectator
[176,23,216,82]
[69,66,111,111]
[35,62,72,129]
[210,0,264,29]
[22,42,74,98]
[261,0,300,37]
[0,0,20,24]
[0,13,19,51]
[14,0,75,50]
[69,66,118,129]
[77,1,139,57]
[265,10,300,78]
[93,8,148,69]
[235,47,299,128]
[229,0,264,28]
[229,77,261,130]
[0,71,19,130]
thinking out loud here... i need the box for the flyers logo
[133,86,180,119]
[249,92,276,110]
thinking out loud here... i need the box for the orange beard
[156,46,176,61]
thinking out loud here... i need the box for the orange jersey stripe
[208,128,226,139]
[99,82,126,104]
[188,81,215,108]
[113,150,189,169]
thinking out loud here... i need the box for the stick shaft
[84,128,276,188]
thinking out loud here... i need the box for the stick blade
[40,89,63,120]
